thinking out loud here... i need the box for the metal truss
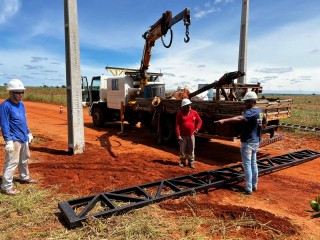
[58,149,320,228]
[280,123,320,133]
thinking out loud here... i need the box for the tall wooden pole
[64,0,85,154]
[238,0,249,84]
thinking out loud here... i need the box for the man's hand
[194,129,199,134]
[28,133,34,144]
[5,141,14,153]
[214,120,224,124]
[177,136,183,142]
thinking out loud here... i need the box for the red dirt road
[1,100,320,239]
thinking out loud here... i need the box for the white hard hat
[7,79,25,91]
[243,91,258,101]
[181,98,192,107]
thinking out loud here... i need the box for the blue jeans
[241,142,259,192]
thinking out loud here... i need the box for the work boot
[1,188,20,195]
[18,178,38,184]
[179,162,186,167]
[241,187,252,195]
[189,163,195,169]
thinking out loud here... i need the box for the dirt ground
[1,100,320,239]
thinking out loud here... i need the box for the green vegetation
[0,86,67,105]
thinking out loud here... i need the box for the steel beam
[58,149,320,228]
[280,123,320,133]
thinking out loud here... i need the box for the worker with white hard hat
[175,98,202,169]
[0,79,37,195]
[215,91,267,195]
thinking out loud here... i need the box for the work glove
[5,141,14,153]
[28,133,34,144]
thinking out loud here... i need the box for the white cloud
[0,0,20,25]
[194,1,222,19]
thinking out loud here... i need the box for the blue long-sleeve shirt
[0,99,29,143]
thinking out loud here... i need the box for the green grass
[0,86,67,104]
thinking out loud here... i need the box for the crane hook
[184,25,190,43]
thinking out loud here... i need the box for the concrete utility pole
[238,0,249,84]
[64,0,85,154]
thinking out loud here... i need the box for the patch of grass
[0,185,73,239]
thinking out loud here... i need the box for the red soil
[1,100,320,239]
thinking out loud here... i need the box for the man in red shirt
[175,98,202,169]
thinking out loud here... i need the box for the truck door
[90,76,101,102]
[81,76,89,106]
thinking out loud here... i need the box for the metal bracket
[58,149,320,228]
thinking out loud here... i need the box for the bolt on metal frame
[58,149,320,228]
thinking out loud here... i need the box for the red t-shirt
[175,109,202,137]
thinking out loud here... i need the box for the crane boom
[139,8,191,93]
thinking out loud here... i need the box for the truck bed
[136,98,292,120]
[136,97,292,139]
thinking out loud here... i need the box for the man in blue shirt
[0,79,36,195]
[215,91,267,195]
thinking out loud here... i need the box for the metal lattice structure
[280,123,320,133]
[58,149,320,228]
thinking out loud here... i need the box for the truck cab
[84,75,137,127]
[83,73,164,127]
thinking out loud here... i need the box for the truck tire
[92,108,104,127]
[161,118,175,144]
[127,115,138,127]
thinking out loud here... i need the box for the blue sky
[0,0,319,94]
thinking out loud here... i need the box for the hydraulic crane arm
[188,71,246,99]
[139,8,191,92]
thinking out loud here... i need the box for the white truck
[85,72,165,127]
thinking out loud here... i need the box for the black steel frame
[58,149,320,228]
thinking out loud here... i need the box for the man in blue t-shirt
[215,91,267,195]
[0,79,36,195]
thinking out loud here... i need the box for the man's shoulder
[1,99,10,106]
[246,107,261,113]
[190,109,199,114]
[243,108,261,117]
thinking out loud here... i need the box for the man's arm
[0,103,12,142]
[194,111,202,133]
[175,112,182,140]
[215,115,245,124]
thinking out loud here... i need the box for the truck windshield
[91,77,100,90]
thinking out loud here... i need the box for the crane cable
[161,28,173,48]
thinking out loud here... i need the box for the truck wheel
[161,119,175,143]
[128,115,138,127]
[92,108,104,127]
